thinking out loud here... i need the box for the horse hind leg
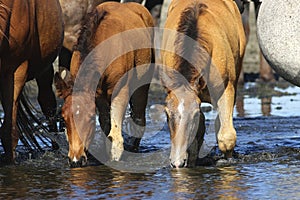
[35,64,57,129]
[35,63,58,149]
[0,61,28,163]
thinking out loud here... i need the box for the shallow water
[1,80,300,199]
[2,160,300,199]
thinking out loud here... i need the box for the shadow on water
[1,78,300,198]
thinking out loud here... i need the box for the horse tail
[175,3,208,82]
[74,8,107,60]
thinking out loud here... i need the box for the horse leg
[215,82,237,159]
[238,2,250,85]
[252,1,274,82]
[126,84,150,152]
[0,73,14,163]
[0,61,28,163]
[96,97,111,136]
[58,46,72,70]
[259,53,275,82]
[96,96,111,161]
[35,64,58,149]
[36,64,57,130]
[107,86,129,161]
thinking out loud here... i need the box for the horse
[161,0,246,168]
[55,2,154,167]
[0,0,64,163]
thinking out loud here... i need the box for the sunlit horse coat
[161,0,246,167]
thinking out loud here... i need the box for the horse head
[165,86,204,168]
[55,68,96,167]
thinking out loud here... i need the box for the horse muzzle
[170,159,187,168]
[68,156,87,168]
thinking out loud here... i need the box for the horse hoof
[68,156,87,168]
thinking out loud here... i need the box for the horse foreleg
[127,84,150,152]
[107,86,129,161]
[96,97,111,136]
[58,46,72,70]
[215,82,237,159]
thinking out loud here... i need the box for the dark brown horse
[161,0,246,168]
[55,2,154,167]
[0,0,64,163]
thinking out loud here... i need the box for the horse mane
[74,8,107,61]
[174,3,208,85]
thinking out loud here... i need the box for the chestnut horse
[55,2,154,167]
[161,0,246,168]
[0,0,64,163]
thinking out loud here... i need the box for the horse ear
[54,67,73,99]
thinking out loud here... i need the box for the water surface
[1,80,300,199]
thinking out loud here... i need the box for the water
[2,162,300,199]
[1,80,300,199]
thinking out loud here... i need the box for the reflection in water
[169,167,249,200]
[235,82,278,117]
[214,167,246,200]
[261,97,271,116]
[2,158,300,199]
[236,94,245,117]
[236,95,272,117]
